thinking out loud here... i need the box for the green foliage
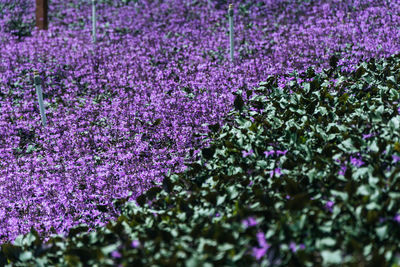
[3,53,400,266]
[6,17,33,38]
[2,0,34,39]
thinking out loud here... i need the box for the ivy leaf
[375,225,388,241]
[321,250,342,265]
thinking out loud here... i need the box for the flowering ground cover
[3,50,400,266]
[0,0,400,264]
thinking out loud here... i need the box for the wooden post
[36,0,48,30]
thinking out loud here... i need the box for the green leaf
[330,190,348,201]
[316,237,336,248]
[19,251,33,261]
[339,138,356,153]
[353,167,369,180]
[321,250,342,265]
[376,225,388,240]
[101,243,120,255]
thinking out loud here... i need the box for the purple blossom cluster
[0,0,399,245]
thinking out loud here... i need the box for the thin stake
[92,0,96,44]
[34,71,47,127]
[35,0,48,30]
[228,4,234,61]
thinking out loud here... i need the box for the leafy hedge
[2,53,400,266]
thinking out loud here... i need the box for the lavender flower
[350,156,364,167]
[339,165,347,176]
[264,150,275,157]
[362,133,373,139]
[131,240,140,248]
[242,217,258,228]
[325,201,334,212]
[252,232,270,260]
[270,168,282,178]
[242,149,254,158]
[111,250,122,258]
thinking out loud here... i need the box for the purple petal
[252,247,267,260]
[257,232,268,248]
[248,217,258,227]
[362,133,373,139]
[131,240,140,248]
[264,150,275,157]
[339,165,347,175]
[111,250,122,258]
[289,241,297,252]
[326,201,334,209]
[276,150,287,155]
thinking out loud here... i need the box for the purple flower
[256,232,268,248]
[270,168,282,178]
[252,232,270,260]
[264,150,275,157]
[393,155,400,163]
[289,241,297,252]
[242,149,254,157]
[325,201,334,212]
[242,217,258,228]
[362,133,373,139]
[339,165,347,175]
[131,240,140,248]
[276,150,287,155]
[326,201,334,208]
[350,156,364,167]
[252,247,268,260]
[248,217,257,226]
[111,250,122,258]
[394,214,400,223]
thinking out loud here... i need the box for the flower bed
[0,0,399,248]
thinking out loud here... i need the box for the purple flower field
[0,0,399,245]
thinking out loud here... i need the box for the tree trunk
[36,0,48,30]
